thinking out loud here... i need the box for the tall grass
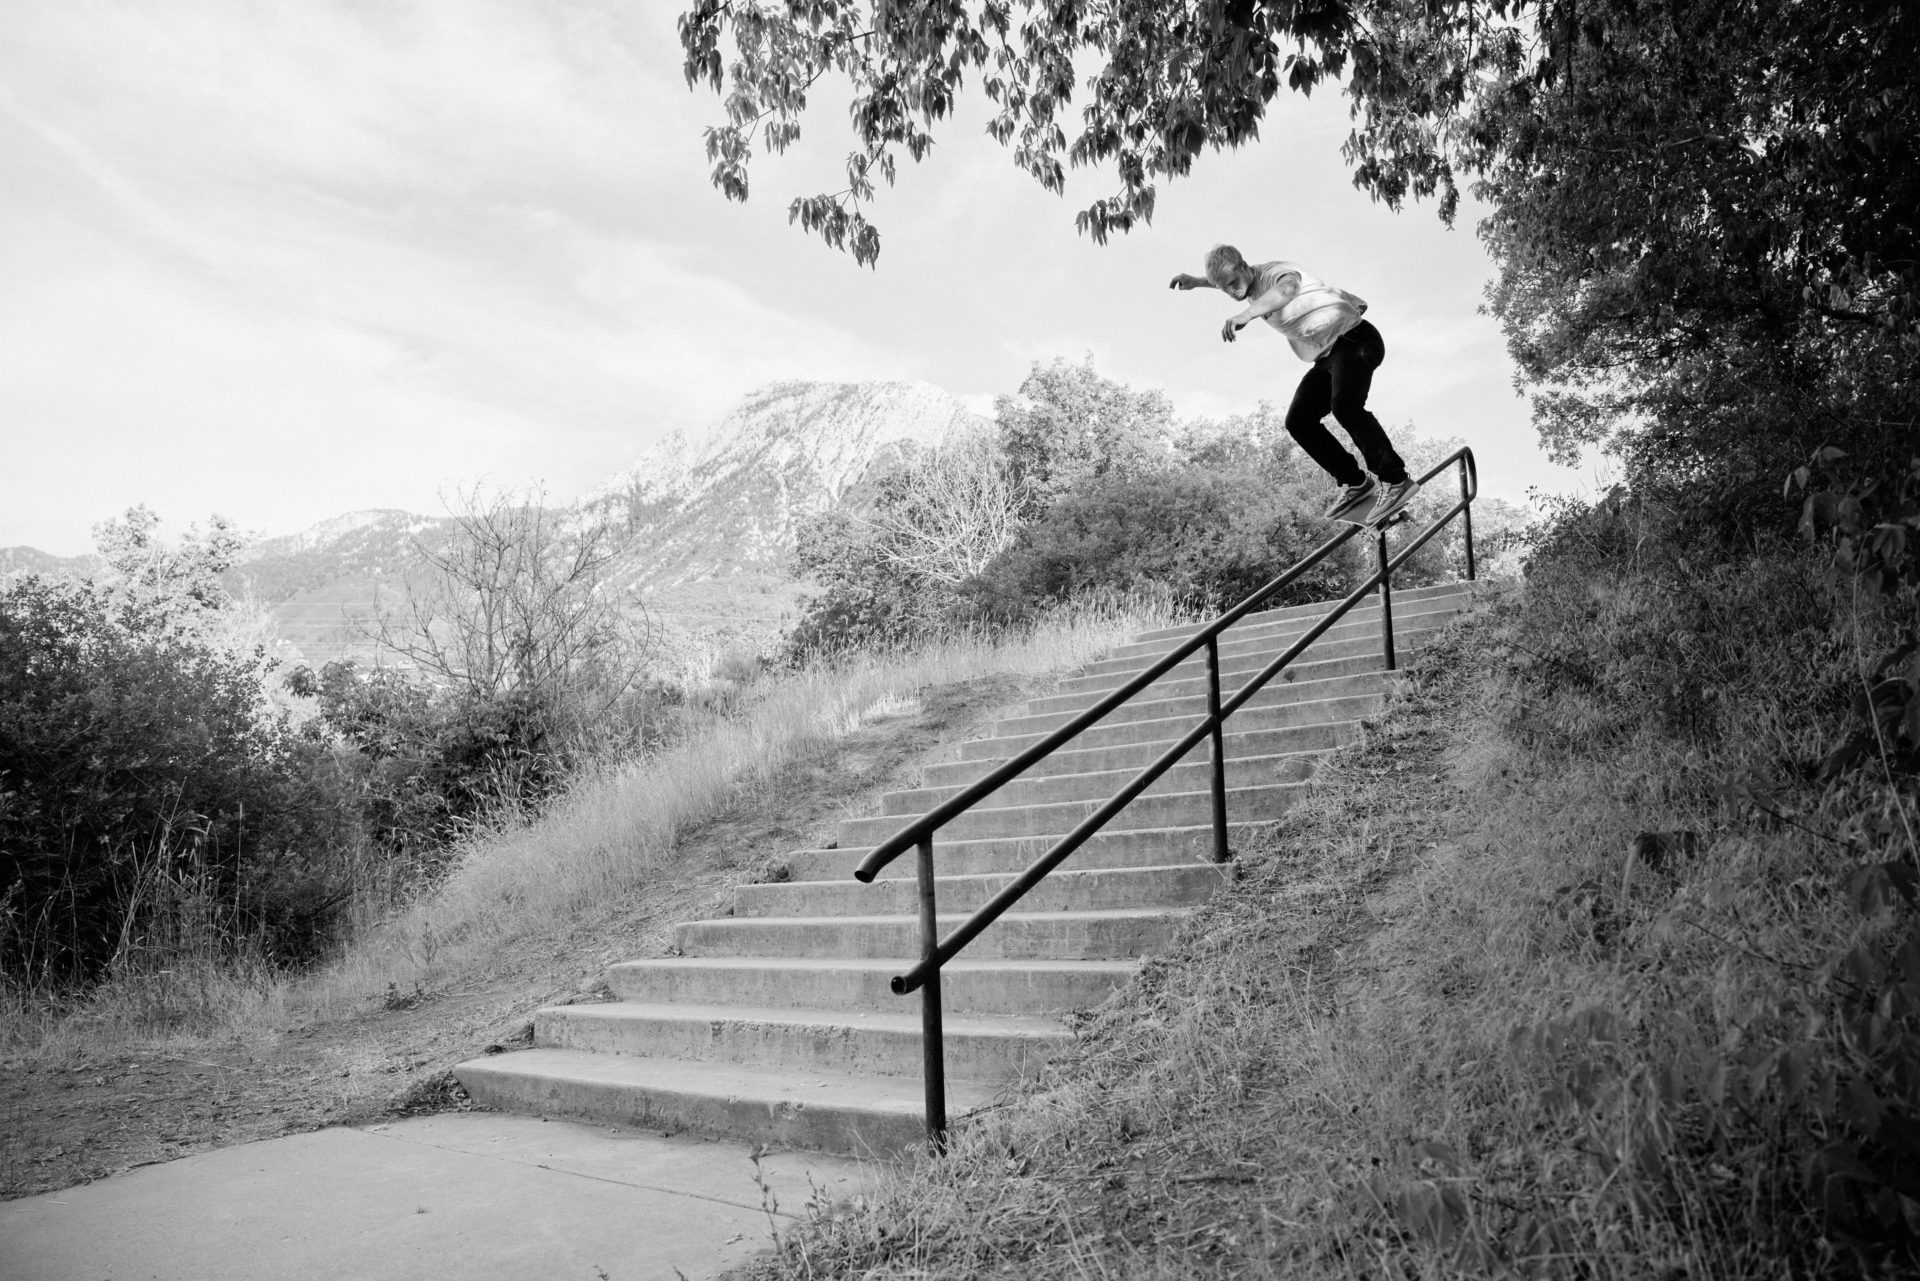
[299,595,1183,1017]
[8,595,1180,1057]
[728,530,1918,1278]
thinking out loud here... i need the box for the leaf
[1817,733,1871,780]
[1845,862,1919,916]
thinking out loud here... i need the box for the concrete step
[737,863,1225,919]
[957,692,1384,762]
[988,670,1390,741]
[454,581,1465,1157]
[1026,650,1395,720]
[781,823,1256,882]
[534,1001,1068,1081]
[836,779,1304,847]
[673,908,1187,961]
[882,748,1319,816]
[1078,608,1458,685]
[454,1047,981,1158]
[1058,625,1442,703]
[928,719,1352,787]
[1124,581,1473,649]
[606,956,1137,1016]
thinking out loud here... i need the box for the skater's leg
[1325,321,1409,484]
[1284,363,1368,486]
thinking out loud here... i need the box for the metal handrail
[860,446,1478,1147]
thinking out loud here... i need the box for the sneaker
[1323,479,1377,520]
[1366,478,1421,527]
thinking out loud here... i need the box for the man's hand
[1221,318,1243,342]
[1169,273,1206,290]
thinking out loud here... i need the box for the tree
[1,573,350,986]
[680,0,1917,513]
[677,0,1376,263]
[976,398,1379,617]
[679,0,1912,288]
[1475,1,1918,526]
[674,0,1570,263]
[786,436,1020,655]
[974,464,1347,617]
[787,507,948,655]
[371,488,652,734]
[996,358,1175,507]
[859,430,1028,586]
[90,505,247,635]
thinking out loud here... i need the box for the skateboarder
[1171,245,1420,526]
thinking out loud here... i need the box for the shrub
[787,363,1496,656]
[0,575,358,987]
[288,661,575,878]
[969,463,1350,619]
[1493,490,1920,1270]
[995,356,1174,506]
[786,508,955,657]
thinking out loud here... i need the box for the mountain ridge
[4,380,987,670]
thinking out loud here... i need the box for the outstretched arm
[1168,272,1217,291]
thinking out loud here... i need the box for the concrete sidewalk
[0,1113,870,1281]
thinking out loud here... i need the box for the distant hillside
[582,380,983,659]
[210,380,986,669]
[225,511,440,669]
[0,547,103,579]
[6,381,984,669]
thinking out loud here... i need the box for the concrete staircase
[455,582,1474,1156]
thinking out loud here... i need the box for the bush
[786,508,957,658]
[1493,491,1920,1270]
[0,575,360,987]
[969,462,1350,619]
[785,362,1500,658]
[290,661,571,878]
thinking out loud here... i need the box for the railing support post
[1460,460,1477,582]
[1204,636,1230,864]
[915,835,947,1151]
[1376,527,1397,671]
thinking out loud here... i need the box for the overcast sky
[1,0,1589,557]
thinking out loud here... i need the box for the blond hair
[1204,243,1247,287]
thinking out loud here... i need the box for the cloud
[0,0,911,552]
[0,0,1574,554]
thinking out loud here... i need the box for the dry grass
[5,595,1183,1198]
[306,596,1179,1012]
[5,596,1180,1060]
[728,567,1918,1280]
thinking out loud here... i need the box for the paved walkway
[0,1113,870,1281]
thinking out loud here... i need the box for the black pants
[1283,319,1408,486]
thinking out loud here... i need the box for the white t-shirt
[1249,261,1367,361]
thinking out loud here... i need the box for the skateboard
[1336,508,1411,531]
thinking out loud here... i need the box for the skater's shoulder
[1246,261,1303,295]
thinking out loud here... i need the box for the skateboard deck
[1336,509,1411,530]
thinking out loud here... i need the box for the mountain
[0,546,104,579]
[231,380,986,668]
[579,380,982,655]
[226,511,441,669]
[7,381,986,668]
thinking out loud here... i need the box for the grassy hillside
[1,597,1178,1197]
[726,525,1918,1278]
